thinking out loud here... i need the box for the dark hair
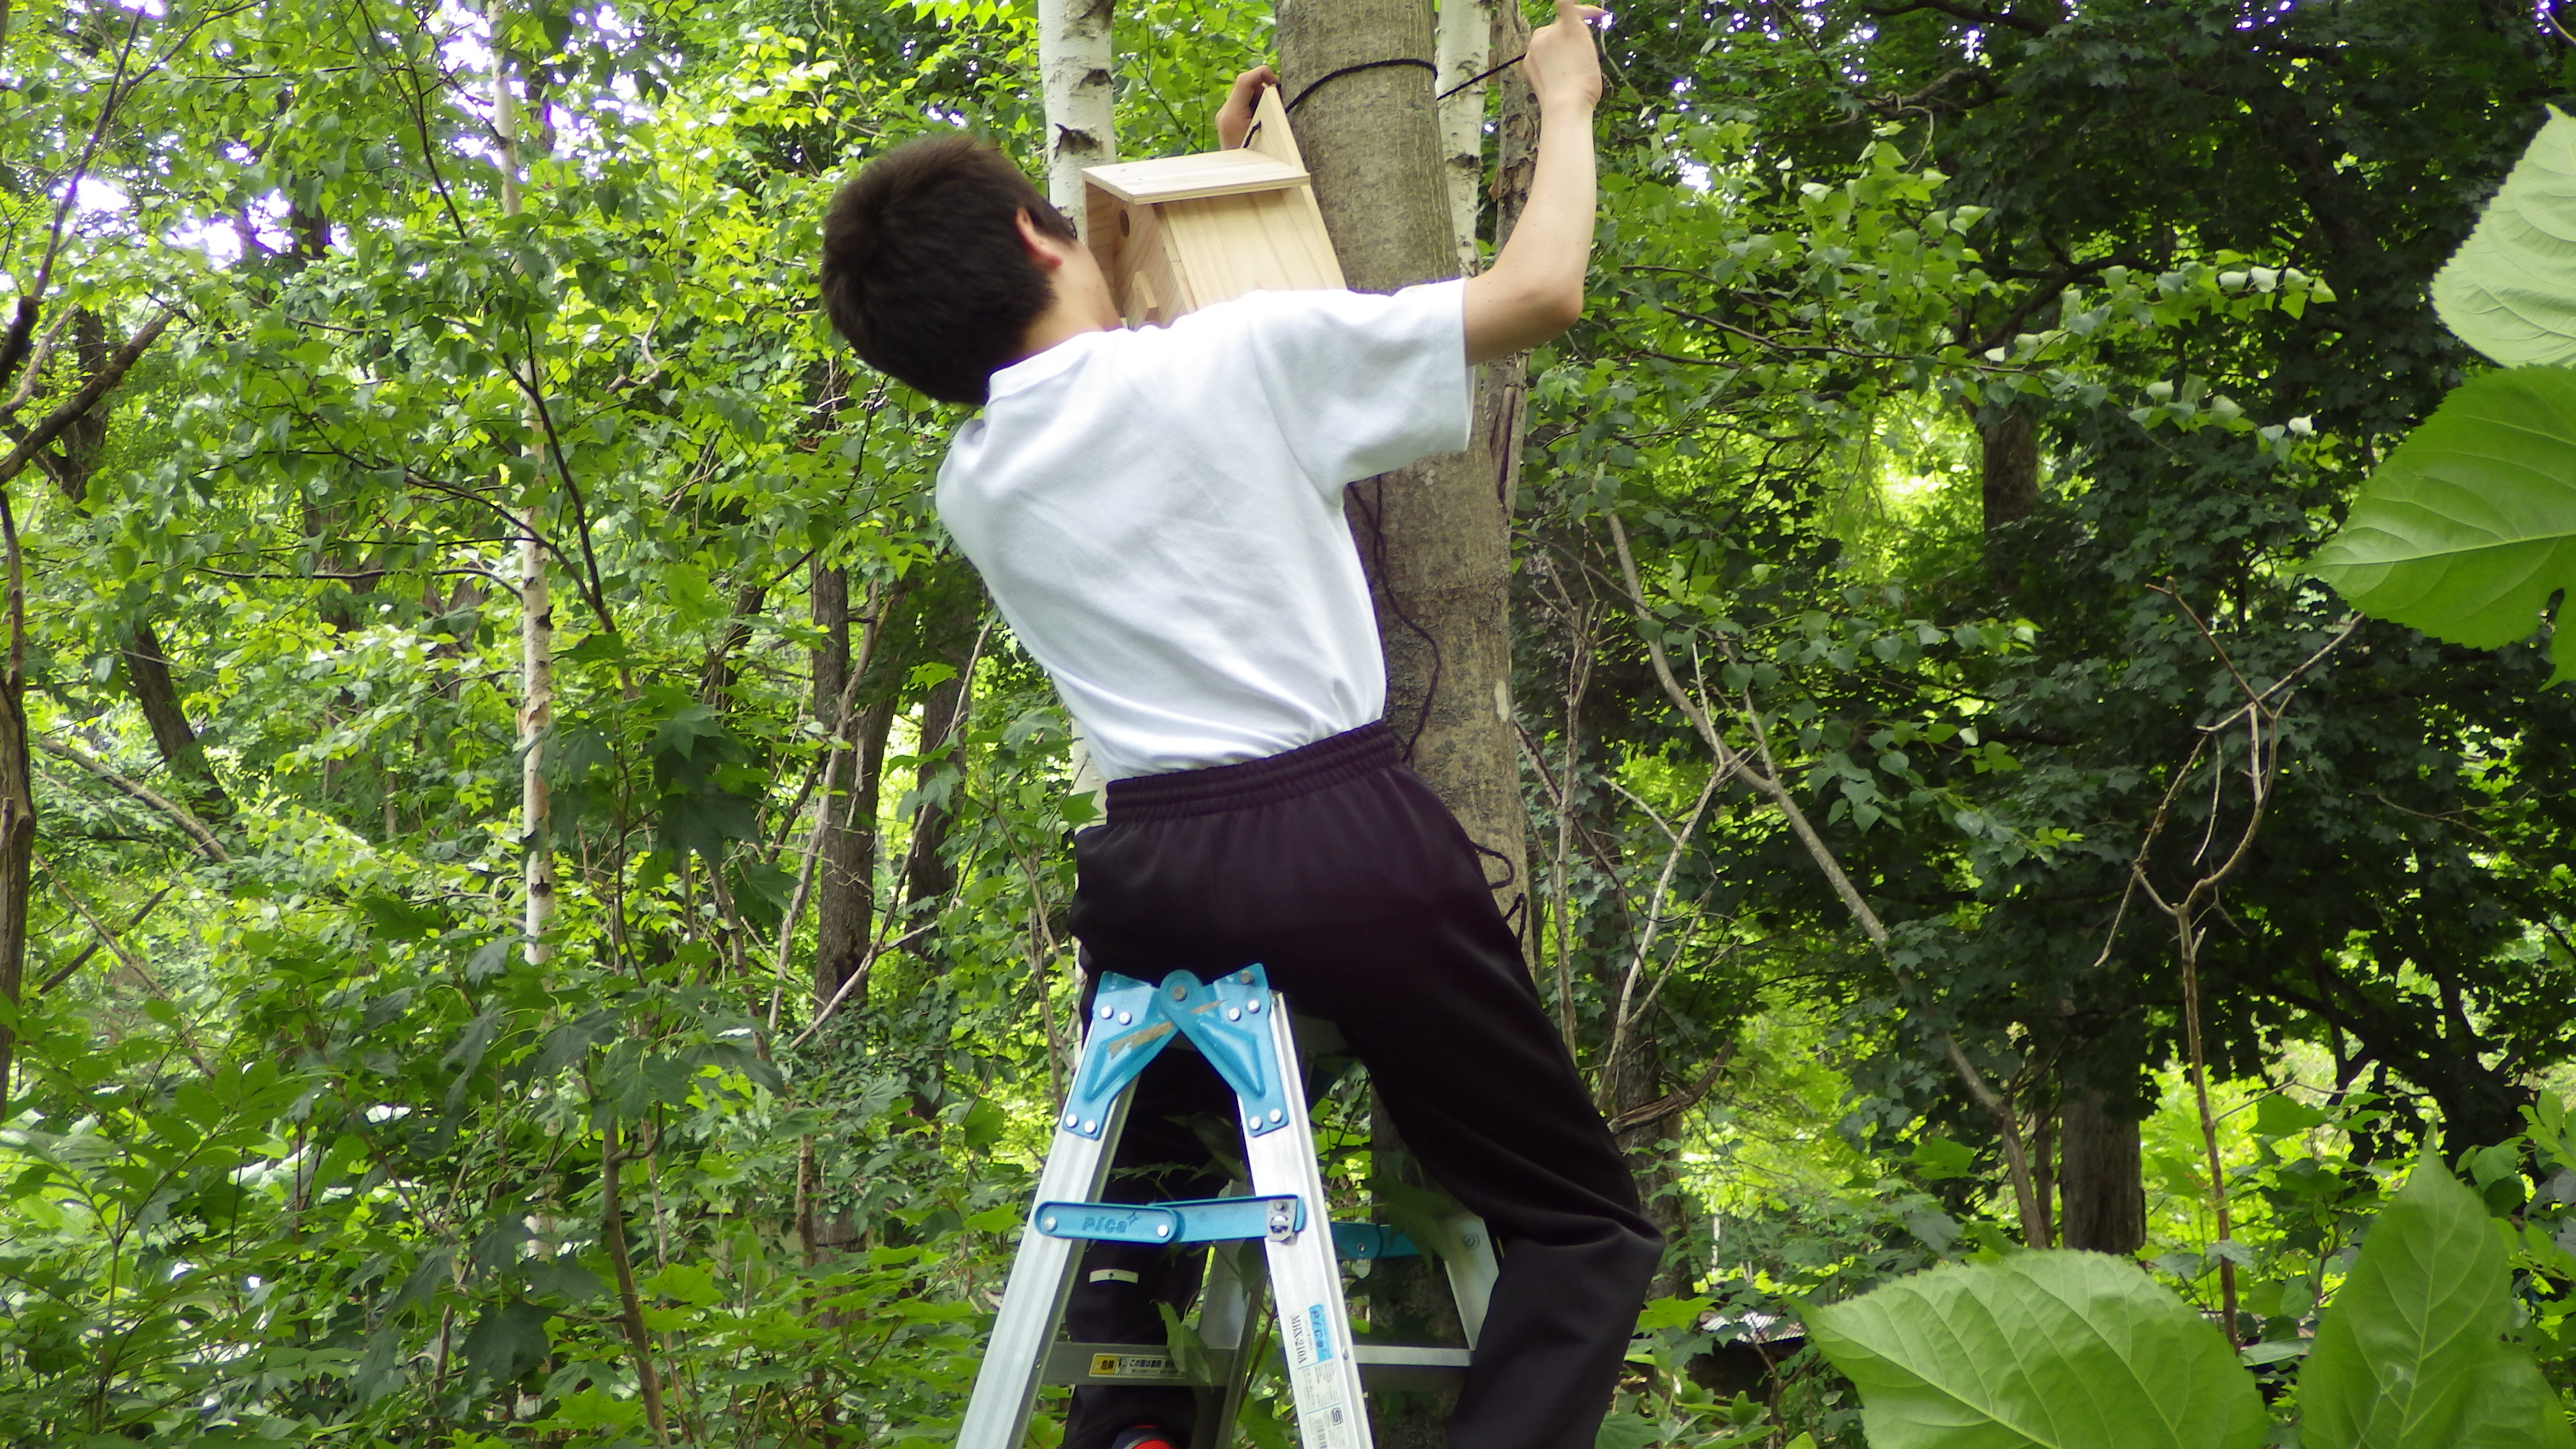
[818,135,1077,406]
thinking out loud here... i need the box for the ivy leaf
[1807,1249,2266,1449]
[2432,107,2576,367]
[2310,367,2576,681]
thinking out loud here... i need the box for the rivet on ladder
[1097,1005,1112,1019]
[1269,1108,1284,1123]
[1156,1224,1172,1239]
[1064,1111,1079,1127]
[1117,1011,1132,1025]
[1226,1007,1242,1021]
[1082,1119,1097,1133]
[1237,970,1253,984]
[1248,999,1263,1013]
[1043,1216,1058,1231]
[1247,1115,1262,1130]
[1172,983,1187,1000]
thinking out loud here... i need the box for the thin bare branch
[38,735,229,861]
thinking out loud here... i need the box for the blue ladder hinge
[1031,1198,1424,1262]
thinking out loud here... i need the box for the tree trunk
[1280,8,1523,1442]
[1980,405,2038,539]
[0,494,30,1119]
[119,621,232,821]
[905,655,969,911]
[1281,0,1527,913]
[810,563,901,1005]
[1035,0,1117,228]
[1433,0,1491,272]
[496,58,556,963]
[38,314,234,822]
[2058,1083,2146,1256]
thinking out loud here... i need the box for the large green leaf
[2433,107,2576,366]
[2456,1350,2576,1449]
[2301,1158,2548,1449]
[1806,1250,2265,1449]
[2309,367,2576,680]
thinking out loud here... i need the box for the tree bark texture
[0,498,28,1118]
[1281,0,1528,928]
[1035,0,1117,228]
[2058,1083,2146,1256]
[809,563,884,1006]
[1980,404,2038,538]
[496,60,557,963]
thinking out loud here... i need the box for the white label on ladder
[1284,1303,1356,1449]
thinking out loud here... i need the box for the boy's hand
[1217,66,1280,149]
[1524,2,1607,114]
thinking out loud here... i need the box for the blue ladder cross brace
[1058,967,1293,1139]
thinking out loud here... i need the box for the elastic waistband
[1105,722,1403,822]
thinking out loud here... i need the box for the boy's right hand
[1524,1,1607,113]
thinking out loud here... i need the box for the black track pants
[1057,722,1663,1449]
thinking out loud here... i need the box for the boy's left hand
[1216,66,1279,149]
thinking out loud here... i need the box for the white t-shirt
[936,281,1472,780]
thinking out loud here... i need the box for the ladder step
[1041,1341,1471,1389]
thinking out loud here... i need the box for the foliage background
[3,1,2574,1445]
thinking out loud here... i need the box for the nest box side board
[1158,188,1345,312]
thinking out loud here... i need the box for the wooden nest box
[1081,87,1346,328]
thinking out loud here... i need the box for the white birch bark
[495,50,557,962]
[1434,0,1491,270]
[1036,0,1117,232]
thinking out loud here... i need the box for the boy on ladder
[813,7,1658,1449]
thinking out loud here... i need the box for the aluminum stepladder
[958,963,1501,1449]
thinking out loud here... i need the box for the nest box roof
[1082,148,1310,206]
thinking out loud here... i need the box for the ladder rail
[1242,988,1372,1449]
[959,1085,1135,1449]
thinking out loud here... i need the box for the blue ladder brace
[956,965,1500,1449]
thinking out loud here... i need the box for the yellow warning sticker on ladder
[1087,1352,1187,1380]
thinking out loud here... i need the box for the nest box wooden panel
[1081,87,1346,328]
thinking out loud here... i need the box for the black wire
[1285,56,1437,113]
[1437,50,1526,101]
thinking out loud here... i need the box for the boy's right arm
[1462,1,1606,366]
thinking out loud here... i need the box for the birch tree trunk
[1434,0,1491,270]
[1035,0,1116,230]
[495,51,556,962]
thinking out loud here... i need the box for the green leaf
[1909,1137,1978,1181]
[2455,1348,2576,1449]
[1636,1295,1713,1333]
[1594,1413,1662,1449]
[2251,1095,2332,1138]
[2310,367,2576,680]
[2302,1157,2531,1449]
[2433,107,2576,367]
[356,894,449,940]
[460,1298,551,1385]
[1806,1249,2266,1449]
[645,1262,726,1306]
[960,1097,1005,1151]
